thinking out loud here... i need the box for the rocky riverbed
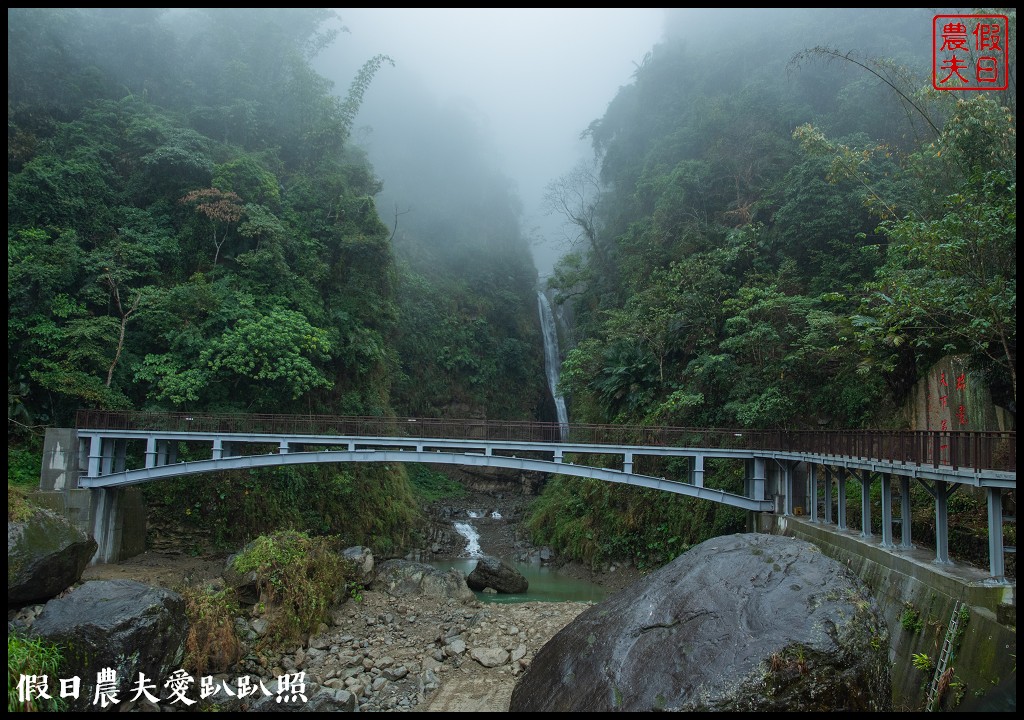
[63,490,644,712]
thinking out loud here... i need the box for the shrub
[232,530,354,647]
[912,652,935,673]
[180,585,243,676]
[7,444,42,488]
[899,602,924,633]
[8,633,65,712]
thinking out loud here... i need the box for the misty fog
[315,8,938,279]
[316,8,666,278]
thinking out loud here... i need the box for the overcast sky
[317,8,667,277]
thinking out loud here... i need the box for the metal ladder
[925,600,965,711]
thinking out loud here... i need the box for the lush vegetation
[143,462,421,556]
[406,463,469,503]
[8,632,65,712]
[8,8,543,556]
[528,9,1016,567]
[7,9,1014,574]
[550,10,1015,430]
[527,473,745,571]
[7,485,35,523]
[230,530,354,648]
[179,529,362,673]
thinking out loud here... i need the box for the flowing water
[420,297,596,603]
[537,290,569,440]
[446,517,607,604]
[454,521,483,557]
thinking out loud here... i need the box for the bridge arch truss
[43,420,1015,582]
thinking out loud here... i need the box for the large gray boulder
[510,533,891,712]
[373,559,475,604]
[466,555,528,594]
[30,580,188,711]
[8,505,97,607]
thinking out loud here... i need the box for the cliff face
[903,355,1015,432]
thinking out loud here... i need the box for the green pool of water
[428,558,608,604]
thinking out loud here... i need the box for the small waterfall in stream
[454,522,483,558]
[537,290,569,441]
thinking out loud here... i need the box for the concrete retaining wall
[30,488,147,565]
[38,428,147,564]
[763,514,1016,711]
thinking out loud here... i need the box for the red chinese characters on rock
[933,15,1010,91]
[933,368,970,463]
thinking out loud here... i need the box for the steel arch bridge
[41,411,1016,579]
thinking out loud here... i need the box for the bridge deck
[56,412,1016,581]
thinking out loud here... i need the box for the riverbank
[69,488,643,711]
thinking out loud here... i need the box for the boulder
[342,545,375,584]
[510,533,891,712]
[30,580,188,711]
[223,544,260,606]
[8,505,97,607]
[466,555,528,594]
[373,560,475,604]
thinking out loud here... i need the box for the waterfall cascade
[454,522,483,557]
[537,290,569,441]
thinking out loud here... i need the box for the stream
[428,509,608,604]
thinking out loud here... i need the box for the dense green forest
[7,8,542,552]
[549,8,1015,430]
[527,8,1016,567]
[7,9,1016,569]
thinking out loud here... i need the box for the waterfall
[454,522,483,557]
[537,290,569,441]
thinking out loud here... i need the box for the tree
[179,188,245,267]
[543,159,608,267]
[858,96,1016,403]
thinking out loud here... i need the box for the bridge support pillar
[553,449,563,463]
[693,455,704,487]
[782,461,794,516]
[899,476,913,549]
[879,473,894,548]
[823,466,834,525]
[623,452,633,474]
[986,488,1007,580]
[157,440,176,466]
[859,469,872,539]
[836,469,848,531]
[100,439,117,475]
[88,435,103,478]
[145,437,157,468]
[808,464,819,523]
[752,458,766,502]
[213,439,224,460]
[279,440,290,454]
[933,480,952,565]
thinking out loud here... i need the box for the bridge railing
[74,410,1016,472]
